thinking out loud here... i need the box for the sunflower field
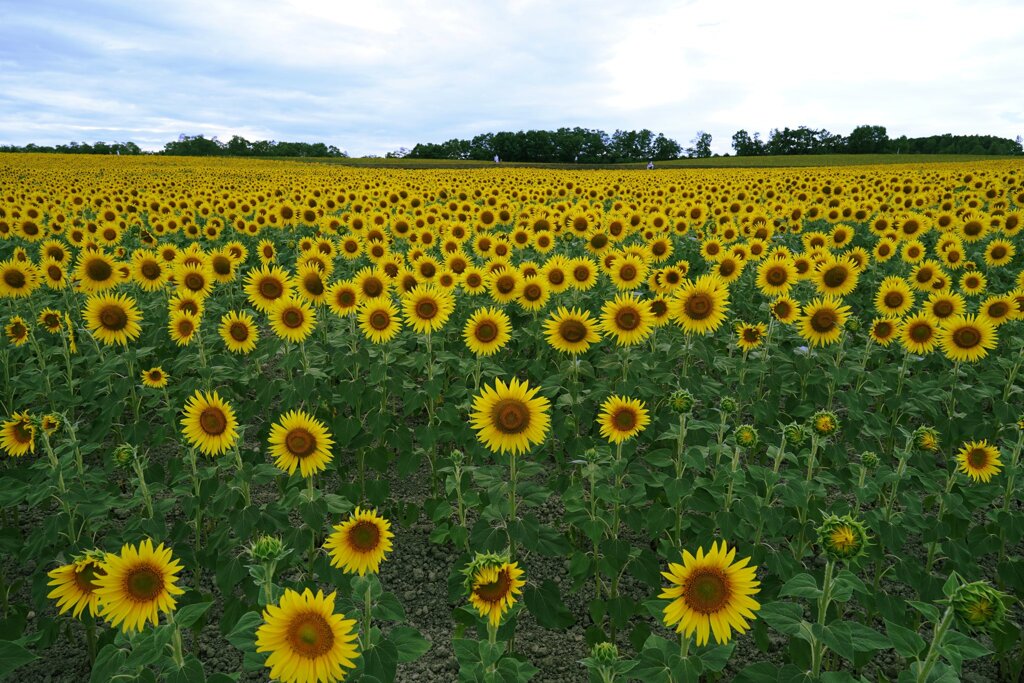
[1,154,1023,683]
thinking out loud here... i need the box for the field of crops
[1,154,1023,682]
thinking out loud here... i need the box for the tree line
[0,135,349,158]
[731,125,1023,156]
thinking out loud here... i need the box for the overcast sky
[2,0,1023,156]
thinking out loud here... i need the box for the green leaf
[885,619,926,658]
[778,573,822,599]
[942,630,991,660]
[388,626,431,663]
[699,641,735,672]
[0,640,37,680]
[363,640,398,683]
[165,655,206,683]
[225,611,262,653]
[524,580,575,630]
[758,601,805,637]
[822,621,889,661]
[88,644,127,683]
[175,600,214,629]
[907,600,940,623]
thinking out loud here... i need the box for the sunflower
[984,239,1015,268]
[797,296,851,347]
[814,255,859,297]
[755,258,795,297]
[31,308,60,336]
[939,315,997,363]
[597,395,650,444]
[959,270,986,296]
[269,296,317,343]
[600,293,654,346]
[0,259,39,298]
[295,264,328,305]
[268,409,335,478]
[354,266,390,301]
[0,411,35,456]
[219,311,259,354]
[47,553,105,618]
[95,539,184,633]
[174,262,214,299]
[735,322,767,352]
[517,276,550,312]
[468,559,526,627]
[487,268,522,304]
[900,313,940,355]
[609,254,647,291]
[168,310,200,347]
[671,275,730,335]
[926,291,965,321]
[5,316,29,346]
[979,295,1016,327]
[141,367,168,389]
[74,250,120,293]
[568,257,598,290]
[180,390,239,456]
[874,277,915,317]
[245,264,293,312]
[358,301,401,344]
[402,284,455,335]
[869,318,901,346]
[543,307,600,355]
[82,293,142,346]
[323,507,394,576]
[327,280,360,317]
[208,250,236,284]
[40,258,68,290]
[255,588,360,683]
[956,440,1002,483]
[463,307,512,356]
[659,540,761,646]
[770,296,800,324]
[540,257,572,294]
[168,292,204,318]
[470,377,550,455]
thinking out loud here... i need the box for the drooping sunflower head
[47,551,106,619]
[817,513,870,562]
[912,426,940,453]
[659,540,761,646]
[597,395,650,444]
[0,411,36,456]
[323,507,394,576]
[94,539,185,633]
[463,552,526,627]
[268,409,335,478]
[470,377,551,455]
[255,588,360,683]
[956,440,1002,483]
[180,389,238,457]
[952,580,1009,633]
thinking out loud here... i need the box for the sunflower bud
[450,449,465,466]
[669,389,695,414]
[952,581,1008,632]
[41,414,61,435]
[720,396,738,414]
[913,426,940,453]
[844,317,862,332]
[810,410,839,437]
[860,451,879,470]
[248,535,288,563]
[590,642,619,667]
[817,513,870,562]
[784,422,808,447]
[112,443,135,468]
[1016,414,1024,431]
[735,425,758,449]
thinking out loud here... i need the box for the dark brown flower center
[685,293,712,320]
[988,302,1009,318]
[474,569,512,604]
[967,448,988,469]
[415,299,438,320]
[475,320,498,342]
[991,246,1007,259]
[229,322,249,342]
[47,265,62,280]
[523,284,542,301]
[932,300,953,318]
[822,266,847,288]
[873,321,893,338]
[419,262,436,278]
[336,289,355,307]
[304,274,324,296]
[743,328,760,343]
[125,565,164,602]
[259,278,283,300]
[619,265,637,281]
[348,520,381,551]
[559,319,586,343]
[491,398,529,434]
[85,258,112,282]
[285,428,316,457]
[573,266,590,282]
[369,311,390,331]
[4,269,26,288]
[140,261,161,280]
[363,278,383,298]
[496,276,515,294]
[548,270,564,285]
[212,256,231,275]
[612,408,637,431]
[884,292,904,309]
[615,307,640,331]
[74,563,103,593]
[282,308,303,328]
[810,309,837,333]
[952,326,981,349]
[765,267,787,286]
[99,305,128,330]
[199,407,227,435]
[910,322,933,342]
[683,568,731,614]
[288,612,335,658]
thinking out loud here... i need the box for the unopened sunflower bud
[817,513,870,562]
[952,581,1008,632]
[450,449,465,466]
[811,410,839,437]
[248,535,287,563]
[736,425,758,449]
[860,451,879,470]
[591,642,619,665]
[719,396,738,414]
[112,443,135,468]
[913,426,940,453]
[844,317,862,332]
[784,422,808,447]
[1016,415,1024,431]
[669,389,695,414]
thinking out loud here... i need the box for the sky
[1,0,1023,156]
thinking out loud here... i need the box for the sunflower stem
[810,559,835,677]
[854,336,873,392]
[508,453,518,559]
[168,612,186,669]
[84,615,97,665]
[187,447,203,563]
[883,447,910,523]
[125,353,140,426]
[673,412,688,546]
[916,606,955,683]
[754,430,787,547]
[361,579,374,651]
[680,632,690,659]
[1002,431,1024,512]
[233,443,251,507]
[945,361,961,418]
[131,451,154,518]
[925,472,957,575]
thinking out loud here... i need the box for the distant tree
[686,131,712,158]
[731,130,764,156]
[385,147,409,159]
[847,125,889,154]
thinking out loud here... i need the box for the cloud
[1,0,1021,155]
